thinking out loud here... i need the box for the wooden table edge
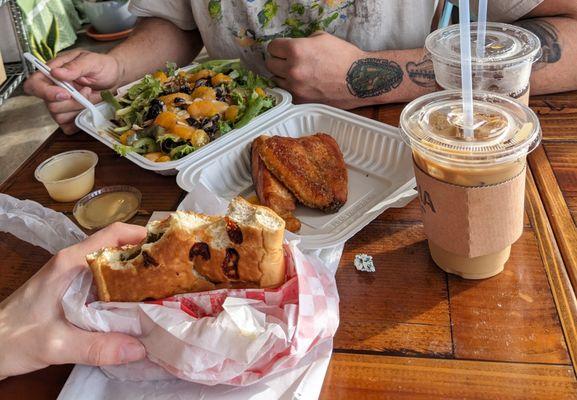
[528,147,577,293]
[2,122,577,395]
[526,167,577,378]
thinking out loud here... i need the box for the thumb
[51,52,101,83]
[63,327,146,366]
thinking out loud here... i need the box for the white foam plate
[75,67,292,175]
[176,104,417,249]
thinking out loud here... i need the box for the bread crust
[87,197,286,302]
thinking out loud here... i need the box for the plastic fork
[23,52,115,132]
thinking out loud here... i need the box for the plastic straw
[459,0,474,138]
[476,0,488,58]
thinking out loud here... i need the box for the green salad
[101,59,276,163]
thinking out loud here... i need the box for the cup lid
[426,22,541,66]
[399,90,541,165]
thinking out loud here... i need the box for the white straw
[476,0,488,59]
[459,0,474,138]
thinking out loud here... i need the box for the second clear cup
[426,22,541,105]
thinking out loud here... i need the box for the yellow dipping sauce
[74,188,141,229]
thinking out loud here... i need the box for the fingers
[23,50,88,100]
[55,326,146,366]
[51,51,104,83]
[46,49,84,69]
[23,72,70,101]
[74,222,148,257]
[38,86,100,134]
[265,56,289,79]
[267,38,295,59]
[61,122,79,136]
[53,222,146,278]
[272,76,289,91]
[46,87,101,114]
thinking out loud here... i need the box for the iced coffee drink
[400,90,541,279]
[426,23,541,106]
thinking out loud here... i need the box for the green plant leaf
[46,17,60,56]
[30,35,47,63]
[40,39,54,61]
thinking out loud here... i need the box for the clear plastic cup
[399,90,541,279]
[426,22,541,105]
[35,150,99,202]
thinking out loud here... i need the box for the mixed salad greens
[101,59,276,162]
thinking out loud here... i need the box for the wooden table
[1,92,577,399]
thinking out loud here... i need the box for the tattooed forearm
[515,19,561,69]
[406,53,436,88]
[346,58,403,98]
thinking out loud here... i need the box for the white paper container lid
[176,104,416,249]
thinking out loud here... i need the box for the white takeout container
[75,64,417,248]
[176,104,417,249]
[75,64,292,175]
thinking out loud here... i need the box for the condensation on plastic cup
[399,89,542,279]
[425,22,541,104]
[34,150,99,202]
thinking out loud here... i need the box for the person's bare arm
[24,17,202,134]
[109,17,203,87]
[266,32,434,110]
[515,0,577,95]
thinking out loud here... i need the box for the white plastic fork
[23,52,115,132]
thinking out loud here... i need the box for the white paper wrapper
[62,242,340,386]
[58,340,332,400]
[0,192,342,398]
[0,193,86,253]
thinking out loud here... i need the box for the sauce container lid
[73,185,142,229]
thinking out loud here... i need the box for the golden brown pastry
[87,197,286,302]
[256,133,348,213]
[251,135,301,232]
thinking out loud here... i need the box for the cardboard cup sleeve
[413,162,525,258]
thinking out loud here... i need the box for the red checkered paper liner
[62,242,340,386]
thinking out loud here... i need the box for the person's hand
[266,31,367,109]
[23,49,123,135]
[0,222,147,380]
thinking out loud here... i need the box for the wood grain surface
[335,221,452,357]
[544,143,577,225]
[529,146,577,296]
[0,132,185,215]
[320,353,577,400]
[1,91,577,398]
[525,168,577,372]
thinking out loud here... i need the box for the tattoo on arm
[515,19,561,70]
[346,58,403,98]
[406,53,436,88]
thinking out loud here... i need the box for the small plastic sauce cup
[34,150,99,202]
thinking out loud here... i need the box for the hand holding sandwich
[0,223,147,380]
